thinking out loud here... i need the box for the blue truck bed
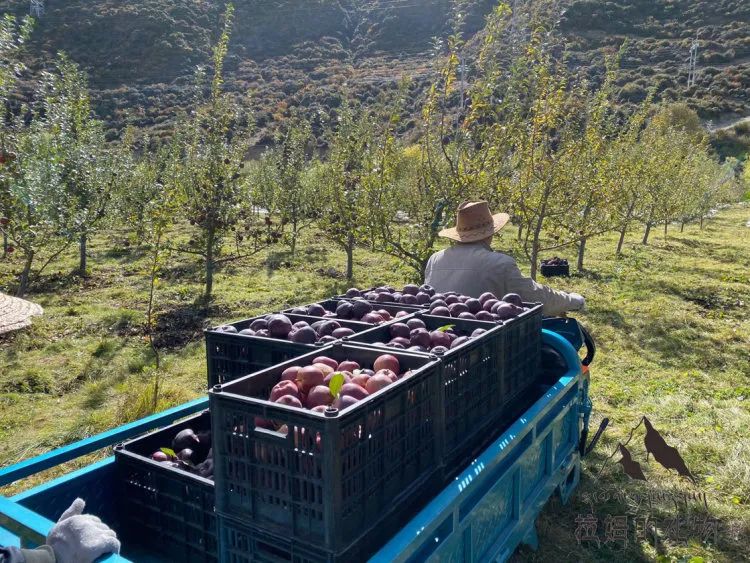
[0,330,588,562]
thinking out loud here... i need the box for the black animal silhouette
[643,416,695,483]
[617,443,647,481]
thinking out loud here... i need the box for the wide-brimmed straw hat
[439,201,510,242]
[0,292,43,335]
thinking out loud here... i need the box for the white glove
[46,498,121,563]
[568,292,586,311]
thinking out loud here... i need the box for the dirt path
[707,114,750,132]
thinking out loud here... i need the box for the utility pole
[687,39,699,88]
[29,0,44,18]
[458,55,467,112]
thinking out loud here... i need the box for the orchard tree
[1,118,68,295]
[40,54,116,275]
[173,5,254,302]
[0,14,32,101]
[116,129,163,242]
[141,139,183,404]
[318,102,375,281]
[255,117,317,255]
[0,14,33,259]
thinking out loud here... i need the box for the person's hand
[46,498,120,563]
[569,292,586,311]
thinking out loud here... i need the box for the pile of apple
[369,317,487,354]
[426,291,528,322]
[256,353,410,426]
[214,313,356,344]
[149,427,214,479]
[345,284,434,306]
[542,257,568,266]
[289,299,411,324]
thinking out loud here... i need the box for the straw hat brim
[0,293,44,335]
[439,212,511,242]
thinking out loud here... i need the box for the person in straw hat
[0,292,43,335]
[425,201,585,316]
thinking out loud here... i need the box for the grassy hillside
[0,0,748,145]
[1,205,748,561]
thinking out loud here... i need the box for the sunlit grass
[0,207,748,561]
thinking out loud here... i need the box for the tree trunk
[79,232,87,276]
[680,222,685,233]
[418,258,429,283]
[530,217,544,280]
[2,231,7,258]
[700,216,704,229]
[577,201,592,272]
[577,237,587,272]
[147,232,162,372]
[529,243,539,280]
[642,222,652,245]
[204,227,215,303]
[517,223,523,241]
[616,227,627,256]
[16,250,34,297]
[664,221,668,241]
[345,232,354,281]
[291,219,297,256]
[529,184,552,281]
[616,201,636,256]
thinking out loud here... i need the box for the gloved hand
[568,292,586,311]
[46,498,120,563]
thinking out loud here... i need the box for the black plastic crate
[209,343,443,554]
[206,314,370,387]
[540,260,570,277]
[217,477,439,563]
[283,299,421,321]
[502,303,544,403]
[114,411,217,563]
[348,314,514,469]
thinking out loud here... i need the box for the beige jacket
[424,242,581,316]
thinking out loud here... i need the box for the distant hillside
[1,0,748,144]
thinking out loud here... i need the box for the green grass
[1,207,749,562]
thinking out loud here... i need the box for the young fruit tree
[318,102,375,281]
[172,5,255,302]
[0,14,32,260]
[0,117,68,296]
[41,55,117,276]
[252,116,317,255]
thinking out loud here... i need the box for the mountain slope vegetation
[0,0,748,144]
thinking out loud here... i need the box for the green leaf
[329,372,346,398]
[160,447,176,459]
[688,557,705,563]
[436,324,455,333]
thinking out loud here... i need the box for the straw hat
[0,292,43,335]
[439,201,510,242]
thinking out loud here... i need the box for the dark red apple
[307,303,327,317]
[267,314,293,338]
[465,298,482,314]
[297,366,325,393]
[478,292,497,304]
[338,360,360,372]
[340,383,369,400]
[374,354,400,374]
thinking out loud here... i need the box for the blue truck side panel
[370,330,583,563]
[0,330,584,562]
